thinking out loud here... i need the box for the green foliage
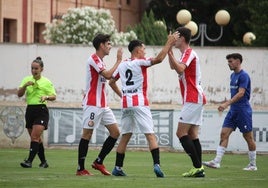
[43,6,137,46]
[148,0,268,47]
[129,11,168,45]
[245,0,268,46]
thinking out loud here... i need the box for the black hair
[226,53,243,63]
[128,40,143,53]
[33,56,44,68]
[176,27,191,44]
[92,33,111,50]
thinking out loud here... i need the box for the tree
[129,11,168,45]
[147,0,268,47]
[245,0,268,46]
[43,6,137,46]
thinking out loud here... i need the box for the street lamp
[243,32,256,45]
[176,9,230,46]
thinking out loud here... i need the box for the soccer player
[109,32,179,177]
[18,56,56,168]
[203,53,257,171]
[168,27,206,177]
[76,34,123,176]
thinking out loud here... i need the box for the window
[34,22,46,43]
[3,19,17,42]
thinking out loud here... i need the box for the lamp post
[243,32,256,45]
[176,9,230,46]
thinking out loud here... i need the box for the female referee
[18,56,56,168]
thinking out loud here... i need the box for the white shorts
[120,106,154,134]
[179,102,204,126]
[82,106,117,129]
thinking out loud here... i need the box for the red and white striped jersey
[112,58,152,108]
[83,53,107,107]
[178,48,206,104]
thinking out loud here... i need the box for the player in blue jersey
[203,53,257,171]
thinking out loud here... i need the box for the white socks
[248,151,257,166]
[214,147,256,166]
[214,146,226,164]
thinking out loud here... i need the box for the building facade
[0,0,148,43]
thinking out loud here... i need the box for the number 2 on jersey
[125,69,134,86]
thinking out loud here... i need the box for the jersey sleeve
[19,78,27,88]
[138,58,152,67]
[239,72,250,89]
[42,77,56,96]
[181,48,194,67]
[47,81,56,96]
[19,76,32,88]
[90,54,105,73]
[112,68,120,80]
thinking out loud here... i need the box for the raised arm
[101,47,123,79]
[150,32,179,65]
[168,50,186,74]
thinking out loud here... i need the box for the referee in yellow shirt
[18,57,56,168]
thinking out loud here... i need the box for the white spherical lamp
[215,10,230,26]
[184,21,198,36]
[243,32,256,45]
[176,9,192,25]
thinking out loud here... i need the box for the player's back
[118,58,151,93]
[117,58,151,108]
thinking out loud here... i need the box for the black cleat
[39,161,49,168]
[20,160,32,168]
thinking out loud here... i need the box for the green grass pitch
[0,148,267,188]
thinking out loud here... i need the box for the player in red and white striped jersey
[168,27,206,177]
[109,32,179,177]
[76,34,123,176]
[112,57,150,108]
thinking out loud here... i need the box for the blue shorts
[223,108,252,133]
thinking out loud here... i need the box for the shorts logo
[88,121,94,127]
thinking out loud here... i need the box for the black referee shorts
[25,104,49,130]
